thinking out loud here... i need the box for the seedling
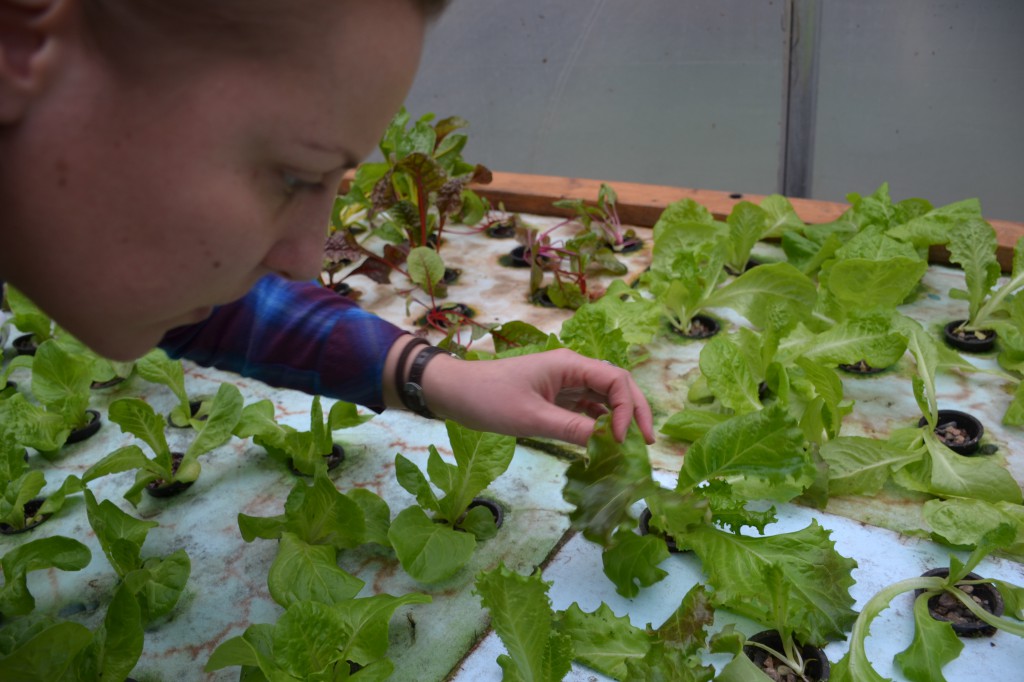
[831,505,1024,682]
[1,404,82,531]
[134,348,211,428]
[206,592,431,680]
[82,382,243,505]
[640,199,816,336]
[1,285,55,352]
[23,337,99,437]
[946,221,1024,337]
[0,583,145,680]
[475,565,718,680]
[553,183,643,253]
[389,420,514,583]
[234,395,372,475]
[84,489,191,624]
[711,565,830,681]
[0,535,91,617]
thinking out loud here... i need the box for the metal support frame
[780,0,822,198]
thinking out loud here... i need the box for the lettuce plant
[947,222,1024,334]
[389,421,515,584]
[640,199,816,336]
[22,338,97,434]
[133,348,207,428]
[563,411,856,649]
[0,285,55,349]
[1,409,83,531]
[238,468,393,610]
[82,382,243,505]
[0,536,90,617]
[831,504,1024,682]
[84,489,191,624]
[222,469,426,679]
[205,592,431,680]
[710,565,830,681]
[234,395,371,476]
[475,564,717,681]
[0,390,70,456]
[0,582,144,681]
[887,316,1023,505]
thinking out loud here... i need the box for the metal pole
[780,0,822,198]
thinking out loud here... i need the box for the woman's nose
[261,218,327,282]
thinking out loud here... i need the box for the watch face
[403,381,432,416]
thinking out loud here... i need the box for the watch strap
[401,346,454,419]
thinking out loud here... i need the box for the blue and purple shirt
[160,275,406,411]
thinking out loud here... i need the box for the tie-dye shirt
[160,275,405,411]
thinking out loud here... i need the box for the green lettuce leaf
[600,528,670,598]
[474,564,573,682]
[820,436,919,496]
[703,262,817,330]
[684,520,858,644]
[677,404,811,502]
[563,417,657,546]
[387,506,475,584]
[893,593,963,682]
[0,536,91,617]
[268,532,364,608]
[554,601,652,679]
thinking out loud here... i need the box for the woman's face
[0,0,424,359]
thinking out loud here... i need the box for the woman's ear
[0,0,71,123]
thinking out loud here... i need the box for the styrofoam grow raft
[3,211,1022,681]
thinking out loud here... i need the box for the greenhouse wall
[400,0,1024,221]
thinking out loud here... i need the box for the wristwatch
[401,345,456,419]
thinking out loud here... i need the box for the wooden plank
[341,170,1024,271]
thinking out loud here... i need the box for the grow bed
[3,174,1024,681]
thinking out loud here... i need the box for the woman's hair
[82,0,448,70]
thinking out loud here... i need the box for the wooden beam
[341,170,1024,271]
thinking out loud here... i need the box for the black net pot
[145,453,194,499]
[485,220,517,239]
[529,289,557,308]
[500,245,533,268]
[464,498,504,530]
[671,314,720,340]
[12,334,38,356]
[91,375,127,390]
[917,410,984,455]
[943,320,996,353]
[289,444,346,476]
[498,245,557,270]
[611,235,645,254]
[442,267,462,286]
[915,568,1005,637]
[638,507,685,554]
[837,360,889,375]
[168,400,207,429]
[0,498,50,535]
[65,409,103,445]
[743,630,830,681]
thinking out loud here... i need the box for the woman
[0,0,653,446]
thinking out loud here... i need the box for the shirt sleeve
[158,275,407,411]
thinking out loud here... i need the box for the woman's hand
[418,348,655,447]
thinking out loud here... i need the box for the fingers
[545,349,655,445]
[420,347,655,448]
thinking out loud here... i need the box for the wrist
[384,335,458,419]
[400,345,456,419]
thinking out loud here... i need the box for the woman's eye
[281,171,326,195]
